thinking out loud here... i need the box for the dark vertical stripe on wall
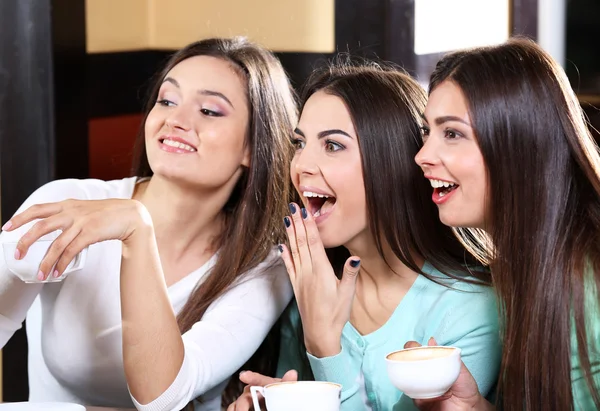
[52,0,89,180]
[511,0,538,39]
[0,0,55,401]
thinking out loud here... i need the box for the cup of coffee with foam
[385,346,461,399]
[250,381,341,411]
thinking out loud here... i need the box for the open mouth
[303,191,337,218]
[430,179,459,198]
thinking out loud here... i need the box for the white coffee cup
[250,381,341,411]
[2,239,87,283]
[386,346,462,399]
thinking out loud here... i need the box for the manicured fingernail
[53,270,60,278]
[289,203,297,214]
[301,208,308,219]
[350,259,360,268]
[2,221,12,231]
[284,216,291,228]
[14,249,21,260]
[278,244,284,253]
[239,370,247,376]
[37,270,45,281]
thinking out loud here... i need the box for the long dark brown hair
[131,37,297,406]
[429,37,600,410]
[284,59,488,378]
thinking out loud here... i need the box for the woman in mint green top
[277,264,499,411]
[416,38,600,410]
[228,62,501,411]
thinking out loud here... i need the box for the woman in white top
[0,37,296,410]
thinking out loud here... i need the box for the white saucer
[0,403,85,411]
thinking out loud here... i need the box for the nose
[415,137,439,169]
[165,105,192,131]
[293,144,319,176]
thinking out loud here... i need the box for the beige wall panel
[86,0,149,52]
[86,0,334,53]
[150,0,334,52]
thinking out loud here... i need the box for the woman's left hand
[280,202,360,358]
[2,199,153,280]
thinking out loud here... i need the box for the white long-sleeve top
[0,177,293,411]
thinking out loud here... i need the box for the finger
[428,337,438,346]
[231,393,254,411]
[239,371,280,386]
[52,231,89,278]
[226,403,235,411]
[283,216,302,276]
[15,215,70,260]
[298,206,330,270]
[403,340,422,349]
[38,228,80,280]
[280,369,298,382]
[279,244,297,284]
[339,257,360,298]
[4,203,64,231]
[288,203,313,279]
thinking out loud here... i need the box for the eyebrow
[294,127,353,139]
[421,113,471,127]
[162,77,235,109]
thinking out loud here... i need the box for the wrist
[304,335,342,358]
[123,201,154,245]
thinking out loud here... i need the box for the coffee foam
[386,347,456,362]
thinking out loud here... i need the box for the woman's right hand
[227,370,298,411]
[404,339,494,411]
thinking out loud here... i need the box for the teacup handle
[250,386,265,411]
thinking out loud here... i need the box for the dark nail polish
[289,203,297,214]
[350,259,360,268]
[278,244,284,253]
[301,208,308,219]
[284,217,291,227]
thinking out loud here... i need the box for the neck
[133,176,230,259]
[345,233,422,290]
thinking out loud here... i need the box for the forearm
[120,226,184,404]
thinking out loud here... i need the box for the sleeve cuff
[130,351,194,411]
[307,346,362,400]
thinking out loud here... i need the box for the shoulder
[418,263,499,334]
[241,247,287,280]
[20,177,137,206]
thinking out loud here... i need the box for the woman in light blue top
[229,61,501,411]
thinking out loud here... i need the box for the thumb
[340,257,360,294]
[281,369,298,382]
[428,337,438,346]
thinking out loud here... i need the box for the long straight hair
[429,37,600,410]
[285,60,488,378]
[131,37,297,405]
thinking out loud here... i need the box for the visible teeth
[163,139,196,152]
[429,179,456,188]
[302,191,330,198]
[314,209,321,217]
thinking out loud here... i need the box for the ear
[241,145,251,168]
